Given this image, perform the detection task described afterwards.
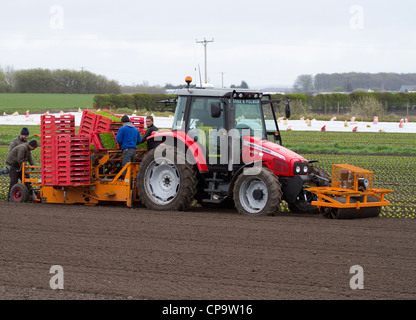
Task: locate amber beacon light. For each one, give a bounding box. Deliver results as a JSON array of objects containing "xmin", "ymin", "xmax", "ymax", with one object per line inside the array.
[{"xmin": 185, "ymin": 76, "xmax": 192, "ymax": 87}]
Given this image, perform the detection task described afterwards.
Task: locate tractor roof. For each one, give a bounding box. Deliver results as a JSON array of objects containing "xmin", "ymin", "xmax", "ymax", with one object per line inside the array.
[{"xmin": 174, "ymin": 87, "xmax": 263, "ymax": 98}]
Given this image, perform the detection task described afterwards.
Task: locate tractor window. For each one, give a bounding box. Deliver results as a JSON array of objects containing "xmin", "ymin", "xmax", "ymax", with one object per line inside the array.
[
  {"xmin": 187, "ymin": 97, "xmax": 224, "ymax": 131},
  {"xmin": 262, "ymin": 103, "xmax": 278, "ymax": 132},
  {"xmin": 187, "ymin": 97, "xmax": 225, "ymax": 160},
  {"xmin": 172, "ymin": 96, "xmax": 187, "ymax": 131},
  {"xmin": 234, "ymin": 99, "xmax": 265, "ymax": 139}
]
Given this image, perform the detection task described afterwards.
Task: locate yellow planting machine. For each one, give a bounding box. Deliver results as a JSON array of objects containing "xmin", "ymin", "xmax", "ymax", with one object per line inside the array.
[{"xmin": 9, "ymin": 111, "xmax": 146, "ymax": 207}]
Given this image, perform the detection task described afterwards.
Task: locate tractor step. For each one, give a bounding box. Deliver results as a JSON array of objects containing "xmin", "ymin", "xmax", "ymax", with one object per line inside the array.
[
  {"xmin": 202, "ymin": 199, "xmax": 222, "ymax": 204},
  {"xmin": 205, "ymin": 177, "xmax": 223, "ymax": 182},
  {"xmin": 203, "ymin": 188, "xmax": 222, "ymax": 193}
]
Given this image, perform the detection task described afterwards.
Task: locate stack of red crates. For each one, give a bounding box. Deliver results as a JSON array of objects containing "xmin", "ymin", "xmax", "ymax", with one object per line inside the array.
[
  {"xmin": 78, "ymin": 110, "xmax": 112, "ymax": 139},
  {"xmin": 41, "ymin": 114, "xmax": 91, "ymax": 186},
  {"xmin": 54, "ymin": 134, "xmax": 90, "ymax": 185}
]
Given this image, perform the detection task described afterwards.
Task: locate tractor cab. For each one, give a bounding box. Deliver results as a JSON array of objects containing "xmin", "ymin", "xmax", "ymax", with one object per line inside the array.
[{"xmin": 170, "ymin": 85, "xmax": 290, "ymax": 171}]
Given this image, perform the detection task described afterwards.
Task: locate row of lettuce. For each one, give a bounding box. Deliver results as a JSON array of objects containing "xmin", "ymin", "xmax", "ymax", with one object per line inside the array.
[{"xmin": 93, "ymin": 91, "xmax": 416, "ymax": 113}]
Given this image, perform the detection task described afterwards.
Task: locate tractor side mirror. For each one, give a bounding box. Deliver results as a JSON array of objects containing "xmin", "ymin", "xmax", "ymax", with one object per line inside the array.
[
  {"xmin": 210, "ymin": 102, "xmax": 222, "ymax": 118},
  {"xmin": 285, "ymin": 101, "xmax": 291, "ymax": 119}
]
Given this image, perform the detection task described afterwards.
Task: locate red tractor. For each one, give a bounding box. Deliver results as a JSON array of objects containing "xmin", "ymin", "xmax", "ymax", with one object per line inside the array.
[{"xmin": 137, "ymin": 77, "xmax": 332, "ymax": 217}]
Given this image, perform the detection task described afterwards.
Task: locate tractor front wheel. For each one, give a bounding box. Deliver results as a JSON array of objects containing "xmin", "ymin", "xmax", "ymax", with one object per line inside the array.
[
  {"xmin": 137, "ymin": 146, "xmax": 197, "ymax": 211},
  {"xmin": 233, "ymin": 167, "xmax": 282, "ymax": 216}
]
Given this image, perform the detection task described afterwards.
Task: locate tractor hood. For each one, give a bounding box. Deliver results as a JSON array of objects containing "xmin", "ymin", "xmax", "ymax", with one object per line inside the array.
[{"xmin": 242, "ymin": 136, "xmax": 309, "ymax": 177}]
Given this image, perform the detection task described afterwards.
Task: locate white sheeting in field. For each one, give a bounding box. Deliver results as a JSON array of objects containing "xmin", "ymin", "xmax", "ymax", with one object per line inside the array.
[{"xmin": 1, "ymin": 112, "xmax": 415, "ymax": 133}]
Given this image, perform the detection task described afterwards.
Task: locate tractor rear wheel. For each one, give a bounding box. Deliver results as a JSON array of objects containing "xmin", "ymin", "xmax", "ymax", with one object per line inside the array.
[
  {"xmin": 138, "ymin": 146, "xmax": 197, "ymax": 211},
  {"xmin": 288, "ymin": 165, "xmax": 331, "ymax": 214},
  {"xmin": 233, "ymin": 167, "xmax": 282, "ymax": 216},
  {"xmin": 10, "ymin": 183, "xmax": 30, "ymax": 203}
]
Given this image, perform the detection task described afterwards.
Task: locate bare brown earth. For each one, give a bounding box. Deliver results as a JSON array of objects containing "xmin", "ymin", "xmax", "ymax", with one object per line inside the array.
[{"xmin": 0, "ymin": 201, "xmax": 415, "ymax": 300}]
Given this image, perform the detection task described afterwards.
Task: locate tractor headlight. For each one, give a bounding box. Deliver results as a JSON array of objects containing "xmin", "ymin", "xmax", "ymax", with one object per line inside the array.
[{"xmin": 293, "ymin": 161, "xmax": 308, "ymax": 175}]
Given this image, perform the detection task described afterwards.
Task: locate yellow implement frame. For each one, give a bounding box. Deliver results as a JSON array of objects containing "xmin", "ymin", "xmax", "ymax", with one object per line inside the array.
[
  {"xmin": 308, "ymin": 164, "xmax": 393, "ymax": 210},
  {"xmin": 20, "ymin": 150, "xmax": 145, "ymax": 208}
]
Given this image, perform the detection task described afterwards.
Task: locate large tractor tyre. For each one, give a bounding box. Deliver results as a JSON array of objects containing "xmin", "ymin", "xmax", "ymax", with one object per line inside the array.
[
  {"xmin": 10, "ymin": 183, "xmax": 30, "ymax": 203},
  {"xmin": 137, "ymin": 146, "xmax": 197, "ymax": 211},
  {"xmin": 233, "ymin": 167, "xmax": 283, "ymax": 216},
  {"xmin": 288, "ymin": 165, "xmax": 331, "ymax": 215}
]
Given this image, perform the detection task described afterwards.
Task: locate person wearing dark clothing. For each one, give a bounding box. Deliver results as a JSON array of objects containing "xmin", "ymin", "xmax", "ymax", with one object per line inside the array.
[
  {"xmin": 6, "ymin": 140, "xmax": 38, "ymax": 201},
  {"xmin": 9, "ymin": 127, "xmax": 30, "ymax": 152},
  {"xmin": 142, "ymin": 116, "xmax": 160, "ymax": 151},
  {"xmin": 1, "ymin": 127, "xmax": 31, "ymax": 176},
  {"xmin": 116, "ymin": 115, "xmax": 142, "ymax": 170}
]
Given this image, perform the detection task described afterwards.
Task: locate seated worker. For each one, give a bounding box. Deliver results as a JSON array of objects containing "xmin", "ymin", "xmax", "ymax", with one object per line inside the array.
[
  {"xmin": 116, "ymin": 115, "xmax": 142, "ymax": 170},
  {"xmin": 142, "ymin": 116, "xmax": 160, "ymax": 151},
  {"xmin": 6, "ymin": 140, "xmax": 38, "ymax": 201}
]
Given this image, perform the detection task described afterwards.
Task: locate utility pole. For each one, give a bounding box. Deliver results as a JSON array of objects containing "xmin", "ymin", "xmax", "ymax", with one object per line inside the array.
[
  {"xmin": 220, "ymin": 72, "xmax": 225, "ymax": 88},
  {"xmin": 196, "ymin": 38, "xmax": 214, "ymax": 84}
]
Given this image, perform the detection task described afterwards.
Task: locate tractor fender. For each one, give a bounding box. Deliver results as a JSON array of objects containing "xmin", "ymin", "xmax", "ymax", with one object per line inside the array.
[{"xmin": 151, "ymin": 131, "xmax": 209, "ymax": 172}]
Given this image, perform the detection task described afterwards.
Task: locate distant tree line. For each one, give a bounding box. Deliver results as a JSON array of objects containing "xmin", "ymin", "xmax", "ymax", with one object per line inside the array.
[
  {"xmin": 94, "ymin": 93, "xmax": 176, "ymax": 111},
  {"xmin": 272, "ymin": 91, "xmax": 416, "ymax": 116},
  {"xmin": 121, "ymin": 81, "xmax": 167, "ymax": 94},
  {"xmin": 0, "ymin": 66, "xmax": 121, "ymax": 94},
  {"xmin": 293, "ymin": 72, "xmax": 416, "ymax": 93}
]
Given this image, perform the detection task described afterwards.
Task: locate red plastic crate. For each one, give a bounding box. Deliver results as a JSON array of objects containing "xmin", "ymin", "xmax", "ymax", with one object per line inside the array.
[
  {"xmin": 78, "ymin": 110, "xmax": 96, "ymax": 136},
  {"xmin": 130, "ymin": 116, "xmax": 145, "ymax": 128},
  {"xmin": 91, "ymin": 131, "xmax": 119, "ymax": 151},
  {"xmin": 41, "ymin": 115, "xmax": 75, "ymax": 135},
  {"xmin": 94, "ymin": 117, "xmax": 112, "ymax": 133}
]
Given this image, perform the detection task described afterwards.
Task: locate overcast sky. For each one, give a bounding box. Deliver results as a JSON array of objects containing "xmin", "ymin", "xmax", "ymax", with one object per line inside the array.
[{"xmin": 1, "ymin": 0, "xmax": 415, "ymax": 89}]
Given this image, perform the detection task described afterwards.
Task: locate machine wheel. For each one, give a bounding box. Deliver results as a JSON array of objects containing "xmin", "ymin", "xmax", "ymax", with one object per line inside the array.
[
  {"xmin": 138, "ymin": 146, "xmax": 197, "ymax": 211},
  {"xmin": 233, "ymin": 167, "xmax": 282, "ymax": 216},
  {"xmin": 289, "ymin": 165, "xmax": 331, "ymax": 214},
  {"xmin": 10, "ymin": 183, "xmax": 30, "ymax": 203}
]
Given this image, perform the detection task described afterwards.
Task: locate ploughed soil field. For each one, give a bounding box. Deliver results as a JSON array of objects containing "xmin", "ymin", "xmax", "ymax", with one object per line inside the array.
[{"xmin": 0, "ymin": 201, "xmax": 415, "ymax": 300}]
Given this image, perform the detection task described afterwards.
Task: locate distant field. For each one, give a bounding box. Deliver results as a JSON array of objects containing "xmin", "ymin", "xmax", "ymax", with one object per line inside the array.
[{"xmin": 0, "ymin": 93, "xmax": 95, "ymax": 114}]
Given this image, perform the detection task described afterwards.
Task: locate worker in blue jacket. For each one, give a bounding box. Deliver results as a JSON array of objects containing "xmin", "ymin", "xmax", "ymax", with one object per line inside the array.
[{"xmin": 116, "ymin": 115, "xmax": 142, "ymax": 171}]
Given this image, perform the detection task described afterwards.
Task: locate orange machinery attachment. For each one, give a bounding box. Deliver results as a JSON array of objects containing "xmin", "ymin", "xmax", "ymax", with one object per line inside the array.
[
  {"xmin": 8, "ymin": 113, "xmax": 146, "ymax": 208},
  {"xmin": 308, "ymin": 164, "xmax": 394, "ymax": 219}
]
